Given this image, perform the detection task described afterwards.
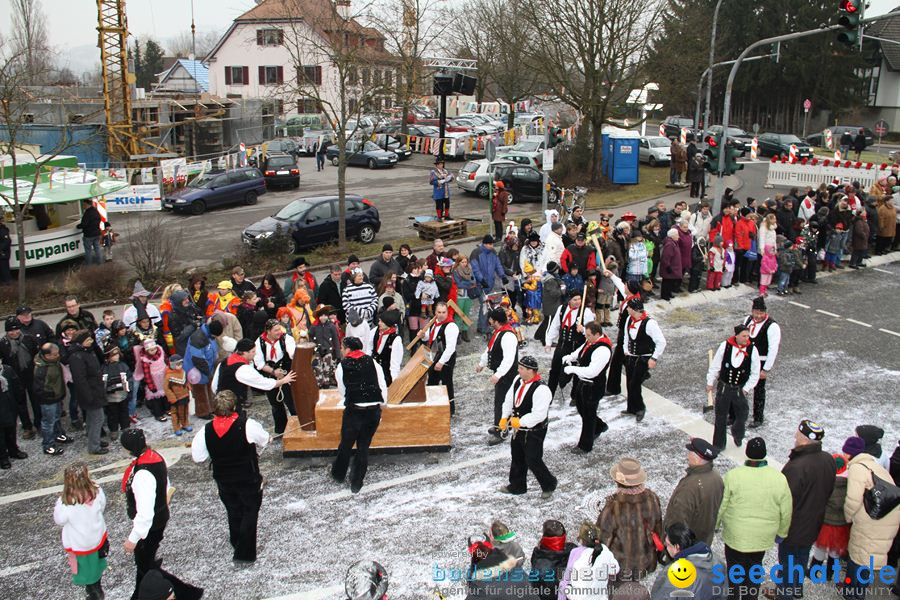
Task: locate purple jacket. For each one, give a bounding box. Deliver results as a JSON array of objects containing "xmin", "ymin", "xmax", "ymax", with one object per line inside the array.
[
  {"xmin": 661, "ymin": 237, "xmax": 683, "ymax": 280},
  {"xmin": 678, "ymin": 228, "xmax": 693, "ymax": 274}
]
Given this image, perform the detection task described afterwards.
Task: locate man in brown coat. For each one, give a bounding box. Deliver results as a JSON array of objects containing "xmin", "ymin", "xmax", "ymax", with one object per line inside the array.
[
  {"xmin": 664, "ymin": 438, "xmax": 724, "ymax": 545},
  {"xmin": 491, "ymin": 181, "xmax": 510, "ymax": 241}
]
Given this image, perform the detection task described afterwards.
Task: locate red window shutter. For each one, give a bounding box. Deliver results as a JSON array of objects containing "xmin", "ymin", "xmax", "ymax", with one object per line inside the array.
[
  {"xmin": 258, "ymin": 66, "xmax": 265, "ymax": 84},
  {"xmin": 315, "ymin": 66, "xmax": 322, "ymax": 85},
  {"xmin": 277, "ymin": 66, "xmax": 284, "ymax": 84},
  {"xmin": 256, "ymin": 30, "xmax": 264, "ymax": 45},
  {"xmin": 225, "ymin": 67, "xmax": 232, "ymax": 85},
  {"xmin": 242, "ymin": 66, "xmax": 249, "ymax": 85}
]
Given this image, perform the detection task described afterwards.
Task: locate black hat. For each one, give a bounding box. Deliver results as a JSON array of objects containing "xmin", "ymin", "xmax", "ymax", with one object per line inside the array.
[
  {"xmin": 4, "ymin": 317, "xmax": 21, "ymax": 332},
  {"xmin": 752, "ymin": 296, "xmax": 767, "ymax": 311},
  {"xmin": 627, "ymin": 297, "xmax": 644, "ymax": 312},
  {"xmin": 169, "ymin": 353, "xmax": 182, "ymax": 363},
  {"xmin": 482, "ymin": 234, "xmax": 495, "ymax": 245},
  {"xmin": 746, "ymin": 437, "xmax": 767, "ymax": 460},
  {"xmin": 382, "ymin": 243, "xmax": 393, "ymax": 252},
  {"xmin": 647, "ymin": 206, "xmax": 659, "ymax": 215},
  {"xmin": 236, "ymin": 338, "xmax": 255, "ymax": 352},
  {"xmin": 15, "ymin": 305, "xmax": 31, "ymax": 316},
  {"xmin": 527, "ymin": 231, "xmax": 540, "ymax": 243},
  {"xmin": 518, "ymin": 355, "xmax": 539, "ymax": 371},
  {"xmin": 740, "ymin": 207, "xmax": 752, "ymax": 217},
  {"xmin": 207, "ymin": 320, "xmax": 224, "ymax": 337},
  {"xmin": 120, "ymin": 429, "xmax": 147, "ymax": 457},
  {"xmin": 292, "ymin": 256, "xmax": 308, "ymax": 268},
  {"xmin": 347, "ymin": 307, "xmax": 362, "ymax": 327},
  {"xmin": 138, "ymin": 569, "xmax": 173, "ymax": 600},
  {"xmin": 380, "ymin": 311, "xmax": 400, "ymax": 328},
  {"xmin": 434, "ymin": 157, "xmax": 444, "ymax": 164},
  {"xmin": 630, "ymin": 230, "xmax": 643, "ymax": 239},
  {"xmin": 545, "ymin": 261, "xmax": 559, "ymax": 273},
  {"xmin": 487, "ymin": 307, "xmax": 507, "ymax": 324},
  {"xmin": 347, "ymin": 254, "xmax": 360, "ymax": 265},
  {"xmin": 72, "ymin": 330, "xmax": 92, "ymax": 345},
  {"xmin": 381, "ymin": 296, "xmax": 396, "ymax": 310},
  {"xmin": 576, "ymin": 232, "xmax": 586, "ymax": 241},
  {"xmin": 734, "ymin": 324, "xmax": 749, "ymax": 336},
  {"xmin": 798, "ymin": 419, "xmax": 825, "ymax": 441},
  {"xmin": 685, "ymin": 437, "xmax": 718, "ymax": 460}
]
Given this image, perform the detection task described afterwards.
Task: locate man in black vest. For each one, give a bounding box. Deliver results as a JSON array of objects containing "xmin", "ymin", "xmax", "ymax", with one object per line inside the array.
[
  {"xmin": 331, "ymin": 336, "xmax": 388, "ymax": 493},
  {"xmin": 743, "ymin": 296, "xmax": 781, "ymax": 428},
  {"xmin": 212, "ymin": 338, "xmax": 295, "ymax": 427},
  {"xmin": 706, "ymin": 324, "xmax": 760, "ymax": 451},
  {"xmin": 252, "ymin": 320, "xmax": 298, "ymax": 433},
  {"xmin": 563, "ymin": 321, "xmax": 613, "ymax": 453},
  {"xmin": 374, "ymin": 311, "xmax": 403, "ymax": 387},
  {"xmin": 621, "ymin": 297, "xmax": 666, "ymax": 422},
  {"xmin": 120, "ymin": 429, "xmax": 202, "ymax": 600},
  {"xmin": 476, "ymin": 308, "xmax": 518, "ymax": 445},
  {"xmin": 498, "ymin": 355, "xmax": 556, "ymax": 499},
  {"xmin": 545, "ymin": 293, "xmax": 594, "ymax": 399},
  {"xmin": 416, "ymin": 301, "xmax": 459, "ymax": 413},
  {"xmin": 191, "ymin": 389, "xmax": 269, "ymax": 564},
  {"xmin": 604, "ymin": 272, "xmax": 639, "ymax": 397}
]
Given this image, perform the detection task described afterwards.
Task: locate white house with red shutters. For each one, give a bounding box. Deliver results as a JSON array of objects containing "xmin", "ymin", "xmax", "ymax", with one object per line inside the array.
[{"xmin": 206, "ymin": 0, "xmax": 396, "ymax": 119}]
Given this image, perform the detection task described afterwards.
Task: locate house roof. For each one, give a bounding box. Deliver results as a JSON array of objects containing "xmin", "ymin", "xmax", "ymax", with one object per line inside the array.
[
  {"xmin": 867, "ymin": 7, "xmax": 900, "ymax": 70},
  {"xmin": 156, "ymin": 59, "xmax": 210, "ymax": 92}
]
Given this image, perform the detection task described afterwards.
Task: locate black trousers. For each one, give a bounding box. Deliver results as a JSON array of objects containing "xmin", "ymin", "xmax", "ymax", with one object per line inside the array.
[
  {"xmin": 17, "ymin": 370, "xmax": 38, "ymax": 430},
  {"xmin": 752, "ymin": 376, "xmax": 766, "ymax": 423},
  {"xmin": 688, "ymin": 267, "xmax": 704, "ymax": 292},
  {"xmin": 661, "ymin": 278, "xmax": 679, "ymax": 300},
  {"xmin": 508, "ymin": 426, "xmax": 556, "ymax": 493},
  {"xmin": 493, "ymin": 372, "xmax": 516, "ymax": 427},
  {"xmin": 575, "ymin": 379, "xmax": 607, "ymax": 452},
  {"xmin": 724, "ymin": 545, "xmax": 765, "ymax": 600},
  {"xmin": 493, "ymin": 220, "xmax": 503, "ymax": 240},
  {"xmin": 104, "ymin": 402, "xmax": 130, "ymax": 433},
  {"xmin": 547, "ymin": 346, "xmax": 573, "ymax": 394},
  {"xmin": 266, "ymin": 386, "xmax": 296, "ymax": 435},
  {"xmin": 427, "ymin": 363, "xmax": 455, "ymax": 413},
  {"xmin": 0, "ymin": 425, "xmax": 19, "ymax": 459},
  {"xmin": 713, "ymin": 383, "xmax": 748, "ymax": 450},
  {"xmin": 217, "ymin": 482, "xmax": 263, "ymax": 562},
  {"xmin": 606, "ymin": 342, "xmax": 625, "ymax": 395},
  {"xmin": 332, "ymin": 406, "xmax": 381, "ymax": 490},
  {"xmin": 624, "ymin": 355, "xmax": 650, "ymax": 414},
  {"xmin": 435, "ymin": 197, "xmax": 450, "ymax": 216}
]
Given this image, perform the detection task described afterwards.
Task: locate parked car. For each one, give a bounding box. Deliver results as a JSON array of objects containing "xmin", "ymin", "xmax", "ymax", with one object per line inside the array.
[
  {"xmin": 415, "ymin": 119, "xmax": 471, "ymax": 133},
  {"xmin": 264, "ymin": 138, "xmax": 301, "ymax": 157},
  {"xmin": 242, "ymin": 195, "xmax": 380, "ymax": 252},
  {"xmin": 371, "ymin": 133, "xmax": 412, "ymax": 160},
  {"xmin": 493, "ymin": 164, "xmax": 559, "ymax": 204},
  {"xmin": 261, "ymin": 154, "xmax": 300, "ymax": 189},
  {"xmin": 806, "ymin": 126, "xmax": 874, "ymax": 149},
  {"xmin": 163, "ymin": 167, "xmax": 266, "ymax": 215},
  {"xmin": 756, "ymin": 133, "xmax": 814, "ymax": 159},
  {"xmin": 325, "ymin": 140, "xmax": 398, "ymax": 169},
  {"xmin": 705, "ymin": 125, "xmax": 754, "ymax": 152},
  {"xmin": 499, "ymin": 135, "xmax": 548, "ymax": 166},
  {"xmin": 381, "ymin": 124, "xmax": 439, "ymax": 137},
  {"xmin": 662, "ymin": 115, "xmax": 697, "ymax": 140},
  {"xmin": 451, "ymin": 116, "xmax": 499, "ymax": 135},
  {"xmin": 456, "ymin": 158, "xmax": 518, "ymax": 197},
  {"xmin": 638, "ymin": 136, "xmax": 672, "ymax": 166}
]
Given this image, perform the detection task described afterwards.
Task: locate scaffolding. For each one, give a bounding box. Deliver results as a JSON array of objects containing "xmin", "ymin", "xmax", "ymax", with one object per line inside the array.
[{"xmin": 96, "ymin": 0, "xmax": 137, "ymax": 162}]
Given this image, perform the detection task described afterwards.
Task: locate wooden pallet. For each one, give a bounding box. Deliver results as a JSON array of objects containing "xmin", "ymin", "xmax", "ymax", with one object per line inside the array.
[{"xmin": 413, "ymin": 219, "xmax": 467, "ymax": 241}]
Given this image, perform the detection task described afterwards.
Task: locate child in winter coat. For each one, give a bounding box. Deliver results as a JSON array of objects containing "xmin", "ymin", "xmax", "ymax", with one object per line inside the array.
[
  {"xmin": 688, "ymin": 237, "xmax": 709, "ymax": 293},
  {"xmin": 824, "ymin": 223, "xmax": 845, "ymax": 271},
  {"xmin": 776, "ymin": 239, "xmax": 799, "ymax": 296},
  {"xmin": 133, "ymin": 339, "xmax": 168, "ymax": 421},
  {"xmin": 626, "ymin": 231, "xmax": 649, "ymax": 284},
  {"xmin": 415, "ymin": 269, "xmax": 439, "ymax": 318},
  {"xmin": 559, "ymin": 521, "xmax": 620, "ymax": 600},
  {"xmin": 707, "ymin": 236, "xmax": 725, "ymax": 291},
  {"xmin": 721, "ymin": 241, "xmax": 736, "ymax": 287},
  {"xmin": 163, "ymin": 354, "xmax": 192, "ymax": 435},
  {"xmin": 100, "ymin": 346, "xmax": 131, "ymax": 435},
  {"xmin": 531, "ymin": 519, "xmax": 576, "ymax": 600},
  {"xmin": 596, "ymin": 258, "xmax": 619, "ymax": 326},
  {"xmin": 810, "ymin": 453, "xmax": 850, "ymax": 569},
  {"xmin": 489, "ymin": 520, "xmax": 526, "ymax": 568},
  {"xmin": 759, "ymin": 244, "xmax": 777, "ymax": 297},
  {"xmin": 522, "ymin": 262, "xmax": 543, "ymax": 324},
  {"xmin": 53, "ymin": 463, "xmax": 108, "ymax": 600},
  {"xmin": 561, "ymin": 265, "xmax": 585, "ymax": 301}
]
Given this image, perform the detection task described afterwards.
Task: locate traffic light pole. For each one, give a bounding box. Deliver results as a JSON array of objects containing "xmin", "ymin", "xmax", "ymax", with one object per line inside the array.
[
  {"xmin": 703, "ymin": 0, "xmax": 726, "ymax": 132},
  {"xmin": 693, "ymin": 54, "xmax": 779, "ymax": 138}
]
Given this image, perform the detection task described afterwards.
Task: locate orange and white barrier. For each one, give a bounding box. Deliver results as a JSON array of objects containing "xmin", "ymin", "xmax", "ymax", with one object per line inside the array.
[
  {"xmin": 680, "ymin": 127, "xmax": 687, "ymax": 145},
  {"xmin": 789, "ymin": 144, "xmax": 798, "ymax": 162},
  {"xmin": 658, "ymin": 123, "xmax": 665, "ymax": 137},
  {"xmin": 834, "ymin": 150, "xmax": 842, "ymax": 161},
  {"xmin": 824, "ymin": 129, "xmax": 833, "ymax": 150},
  {"xmin": 750, "ymin": 138, "xmax": 758, "ymax": 160},
  {"xmin": 93, "ymin": 198, "xmax": 108, "ymax": 232}
]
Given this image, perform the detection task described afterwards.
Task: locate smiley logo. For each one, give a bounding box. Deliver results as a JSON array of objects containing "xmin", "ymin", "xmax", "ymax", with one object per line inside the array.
[{"xmin": 667, "ymin": 558, "xmax": 697, "ymax": 588}]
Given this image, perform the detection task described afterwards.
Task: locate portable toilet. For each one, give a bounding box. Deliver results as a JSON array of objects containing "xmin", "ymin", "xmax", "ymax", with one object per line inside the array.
[{"xmin": 607, "ymin": 129, "xmax": 640, "ymax": 185}]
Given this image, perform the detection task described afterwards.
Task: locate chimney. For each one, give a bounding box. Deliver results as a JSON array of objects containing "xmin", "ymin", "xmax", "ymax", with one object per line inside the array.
[{"xmin": 335, "ymin": 0, "xmax": 351, "ymax": 20}]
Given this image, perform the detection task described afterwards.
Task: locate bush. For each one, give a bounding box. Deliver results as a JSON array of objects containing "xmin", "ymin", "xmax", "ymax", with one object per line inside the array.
[
  {"xmin": 62, "ymin": 262, "xmax": 129, "ymax": 298},
  {"xmin": 124, "ymin": 214, "xmax": 184, "ymax": 284}
]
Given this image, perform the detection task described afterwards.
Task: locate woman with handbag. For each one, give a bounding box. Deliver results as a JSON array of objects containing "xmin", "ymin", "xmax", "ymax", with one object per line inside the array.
[{"xmin": 53, "ymin": 463, "xmax": 108, "ymax": 600}]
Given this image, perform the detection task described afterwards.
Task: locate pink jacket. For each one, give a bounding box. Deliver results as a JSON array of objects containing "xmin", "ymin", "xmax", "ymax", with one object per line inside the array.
[{"xmin": 133, "ymin": 347, "xmax": 167, "ymax": 399}]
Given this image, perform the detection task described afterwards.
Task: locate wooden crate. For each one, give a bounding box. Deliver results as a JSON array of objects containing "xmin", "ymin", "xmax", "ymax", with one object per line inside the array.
[{"xmin": 413, "ymin": 219, "xmax": 467, "ymax": 241}]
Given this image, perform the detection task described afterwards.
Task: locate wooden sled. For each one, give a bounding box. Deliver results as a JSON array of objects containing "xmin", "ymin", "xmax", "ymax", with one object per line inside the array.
[{"xmin": 282, "ymin": 345, "xmax": 452, "ymax": 457}]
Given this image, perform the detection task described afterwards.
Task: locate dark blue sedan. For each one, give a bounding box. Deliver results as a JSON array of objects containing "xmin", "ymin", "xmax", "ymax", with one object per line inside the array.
[
  {"xmin": 163, "ymin": 167, "xmax": 266, "ymax": 215},
  {"xmin": 325, "ymin": 140, "xmax": 398, "ymax": 169}
]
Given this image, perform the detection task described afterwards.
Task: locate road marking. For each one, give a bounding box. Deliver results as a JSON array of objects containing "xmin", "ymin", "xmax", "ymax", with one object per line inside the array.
[
  {"xmin": 846, "ymin": 319, "xmax": 872, "ymax": 328},
  {"xmin": 872, "ymin": 268, "xmax": 893, "ymax": 274},
  {"xmin": 879, "ymin": 328, "xmax": 900, "ymax": 338},
  {"xmin": 0, "ymin": 561, "xmax": 41, "ymax": 578},
  {"xmin": 816, "ymin": 309, "xmax": 841, "ymax": 318},
  {"xmin": 788, "ymin": 301, "xmax": 810, "ymax": 309}
]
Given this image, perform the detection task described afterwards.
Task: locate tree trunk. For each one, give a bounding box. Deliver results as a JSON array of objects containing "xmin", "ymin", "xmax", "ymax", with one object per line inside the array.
[
  {"xmin": 15, "ymin": 210, "xmax": 27, "ymax": 303},
  {"xmin": 590, "ymin": 117, "xmax": 603, "ymax": 184},
  {"xmin": 337, "ymin": 142, "xmax": 347, "ymax": 251}
]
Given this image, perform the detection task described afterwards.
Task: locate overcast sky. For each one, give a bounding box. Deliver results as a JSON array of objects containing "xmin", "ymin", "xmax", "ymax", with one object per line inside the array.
[{"xmin": 0, "ymin": 0, "xmax": 897, "ymax": 74}]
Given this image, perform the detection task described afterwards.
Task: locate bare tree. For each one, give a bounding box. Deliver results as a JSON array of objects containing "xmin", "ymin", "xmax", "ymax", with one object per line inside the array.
[
  {"xmin": 522, "ymin": 0, "xmax": 665, "ymax": 183},
  {"xmin": 10, "ymin": 0, "xmax": 53, "ymax": 84},
  {"xmin": 277, "ymin": 0, "xmax": 395, "ymax": 249},
  {"xmin": 166, "ymin": 30, "xmax": 223, "ymax": 60}
]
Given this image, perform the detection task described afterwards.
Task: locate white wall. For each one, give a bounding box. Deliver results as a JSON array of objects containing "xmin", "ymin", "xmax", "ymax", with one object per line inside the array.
[{"xmin": 875, "ymin": 61, "xmax": 900, "ymax": 111}]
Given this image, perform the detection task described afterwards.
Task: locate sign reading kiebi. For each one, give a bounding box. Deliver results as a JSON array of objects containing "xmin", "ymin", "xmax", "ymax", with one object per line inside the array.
[{"xmin": 105, "ymin": 184, "xmax": 163, "ymax": 213}]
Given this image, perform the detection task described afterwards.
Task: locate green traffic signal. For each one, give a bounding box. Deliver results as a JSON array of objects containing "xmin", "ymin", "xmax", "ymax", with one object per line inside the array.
[{"xmin": 725, "ymin": 145, "xmax": 744, "ymax": 176}]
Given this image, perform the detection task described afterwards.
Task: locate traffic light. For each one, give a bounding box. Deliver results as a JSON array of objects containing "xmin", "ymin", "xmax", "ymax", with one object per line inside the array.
[
  {"xmin": 704, "ymin": 134, "xmax": 721, "ymax": 175},
  {"xmin": 724, "ymin": 141, "xmax": 744, "ymax": 176},
  {"xmin": 837, "ymin": 0, "xmax": 863, "ymax": 47},
  {"xmin": 548, "ymin": 127, "xmax": 564, "ymax": 148}
]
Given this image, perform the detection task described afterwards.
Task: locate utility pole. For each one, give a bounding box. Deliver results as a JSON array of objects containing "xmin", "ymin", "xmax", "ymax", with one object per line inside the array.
[{"xmin": 703, "ymin": 0, "xmax": 726, "ymax": 132}]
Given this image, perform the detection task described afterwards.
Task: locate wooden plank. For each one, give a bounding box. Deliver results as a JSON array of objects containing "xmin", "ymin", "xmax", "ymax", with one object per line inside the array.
[
  {"xmin": 446, "ymin": 299, "xmax": 473, "ymax": 326},
  {"xmin": 291, "ymin": 342, "xmax": 318, "ymax": 431},
  {"xmin": 387, "ymin": 345, "xmax": 431, "ymax": 405}
]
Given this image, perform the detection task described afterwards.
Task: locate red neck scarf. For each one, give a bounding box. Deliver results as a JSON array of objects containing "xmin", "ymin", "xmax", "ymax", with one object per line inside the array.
[
  {"xmin": 488, "ymin": 324, "xmax": 514, "ymax": 350},
  {"xmin": 226, "ymin": 353, "xmax": 249, "ymax": 367},
  {"xmin": 540, "ymin": 535, "xmax": 566, "ymax": 552},
  {"xmin": 748, "ymin": 315, "xmax": 767, "ymax": 336},
  {"xmin": 562, "ymin": 306, "xmax": 577, "ymax": 328},
  {"xmin": 261, "ymin": 332, "xmax": 280, "ymax": 360},
  {"xmin": 620, "ymin": 293, "xmax": 639, "ymax": 310},
  {"xmin": 515, "ymin": 374, "xmax": 541, "ymax": 407},
  {"xmin": 376, "ymin": 327, "xmax": 397, "ymax": 352},
  {"xmin": 580, "ymin": 335, "xmax": 610, "ymax": 357},
  {"xmin": 212, "ymin": 413, "xmax": 239, "ymax": 437},
  {"xmin": 121, "ymin": 449, "xmax": 163, "ymax": 492},
  {"xmin": 346, "ymin": 350, "xmax": 365, "ymax": 359},
  {"xmin": 628, "ymin": 311, "xmax": 648, "ymax": 330},
  {"xmin": 428, "ymin": 318, "xmax": 453, "ymax": 346},
  {"xmin": 727, "ymin": 336, "xmax": 750, "ymax": 358}
]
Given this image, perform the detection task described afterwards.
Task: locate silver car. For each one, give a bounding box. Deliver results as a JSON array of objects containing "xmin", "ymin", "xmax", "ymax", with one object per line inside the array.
[
  {"xmin": 638, "ymin": 136, "xmax": 672, "ymax": 166},
  {"xmin": 456, "ymin": 159, "xmax": 517, "ymax": 198}
]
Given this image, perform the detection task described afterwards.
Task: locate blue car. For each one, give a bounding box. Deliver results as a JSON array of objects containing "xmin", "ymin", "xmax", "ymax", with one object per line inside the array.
[{"xmin": 163, "ymin": 167, "xmax": 267, "ymax": 215}]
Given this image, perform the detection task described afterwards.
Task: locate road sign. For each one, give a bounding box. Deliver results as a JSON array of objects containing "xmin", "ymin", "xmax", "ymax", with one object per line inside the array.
[
  {"xmin": 803, "ymin": 98, "xmax": 812, "ymax": 113},
  {"xmin": 542, "ymin": 149, "xmax": 554, "ymax": 171},
  {"xmin": 485, "ymin": 139, "xmax": 497, "ymax": 162},
  {"xmin": 874, "ymin": 120, "xmax": 889, "ymax": 137},
  {"xmin": 752, "ymin": 123, "xmax": 760, "ymax": 134}
]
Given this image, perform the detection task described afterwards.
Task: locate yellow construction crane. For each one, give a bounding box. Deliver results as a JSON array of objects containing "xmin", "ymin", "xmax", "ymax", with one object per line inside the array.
[{"xmin": 96, "ymin": 0, "xmax": 138, "ymax": 164}]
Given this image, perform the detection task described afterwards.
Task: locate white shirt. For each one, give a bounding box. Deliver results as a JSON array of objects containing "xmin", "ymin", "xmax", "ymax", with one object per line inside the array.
[
  {"xmin": 375, "ymin": 332, "xmax": 404, "ymax": 381},
  {"xmin": 542, "ymin": 232, "xmax": 565, "ymax": 270},
  {"xmin": 122, "ymin": 302, "xmax": 162, "ymax": 328},
  {"xmin": 191, "ymin": 417, "xmax": 270, "ymax": 462},
  {"xmin": 346, "ymin": 321, "xmax": 374, "ymax": 355},
  {"xmin": 501, "ymin": 376, "xmax": 552, "ymax": 428},
  {"xmin": 252, "ymin": 334, "xmax": 296, "ymax": 371},
  {"xmin": 546, "ymin": 304, "xmax": 595, "ymax": 346},
  {"xmin": 335, "ymin": 359, "xmax": 388, "ymax": 407},
  {"xmin": 706, "ymin": 340, "xmax": 761, "ymax": 393},
  {"xmin": 606, "ymin": 272, "xmax": 627, "ymax": 303},
  {"xmin": 623, "ymin": 315, "xmax": 667, "ymax": 360},
  {"xmin": 421, "ymin": 321, "xmax": 459, "ymax": 366},
  {"xmin": 478, "ymin": 328, "xmax": 518, "ymax": 378},
  {"xmin": 53, "ymin": 488, "xmax": 107, "ymax": 553},
  {"xmin": 746, "ymin": 316, "xmax": 781, "ymax": 371},
  {"xmin": 690, "ymin": 212, "xmax": 713, "ymax": 240},
  {"xmin": 127, "ymin": 467, "xmax": 172, "ymax": 544},
  {"xmin": 212, "ymin": 360, "xmax": 280, "ymax": 394},
  {"xmin": 563, "ymin": 341, "xmax": 612, "ymax": 381},
  {"xmin": 567, "ymin": 544, "xmax": 620, "ymax": 598}
]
